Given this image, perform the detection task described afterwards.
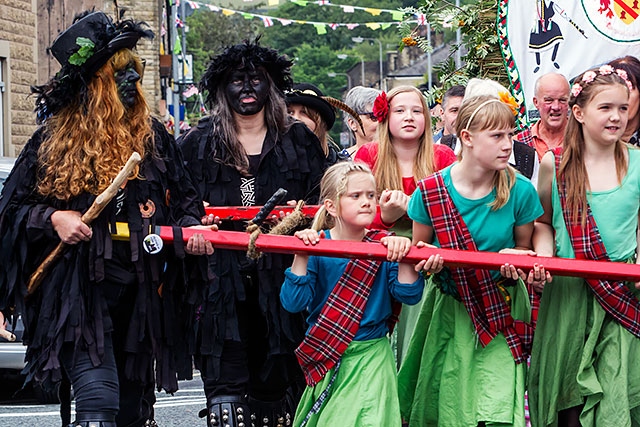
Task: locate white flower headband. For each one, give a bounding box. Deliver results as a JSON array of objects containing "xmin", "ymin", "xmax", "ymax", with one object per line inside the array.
[{"xmin": 571, "ymin": 65, "xmax": 634, "ymax": 98}]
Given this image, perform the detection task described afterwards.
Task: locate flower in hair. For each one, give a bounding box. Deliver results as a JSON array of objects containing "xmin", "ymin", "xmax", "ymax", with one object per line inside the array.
[
  {"xmin": 372, "ymin": 92, "xmax": 389, "ymax": 122},
  {"xmin": 615, "ymin": 69, "xmax": 634, "ymax": 91},
  {"xmin": 571, "ymin": 83, "xmax": 583, "ymax": 97},
  {"xmin": 498, "ymin": 91, "xmax": 519, "ymax": 115},
  {"xmin": 581, "ymin": 71, "xmax": 597, "ymax": 84},
  {"xmin": 571, "ymin": 66, "xmax": 635, "ymax": 99},
  {"xmin": 598, "ymin": 64, "xmax": 615, "ymax": 75}
]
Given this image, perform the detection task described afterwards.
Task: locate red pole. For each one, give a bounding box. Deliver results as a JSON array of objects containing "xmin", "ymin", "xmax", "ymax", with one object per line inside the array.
[{"xmin": 157, "ymin": 227, "xmax": 640, "ymax": 282}]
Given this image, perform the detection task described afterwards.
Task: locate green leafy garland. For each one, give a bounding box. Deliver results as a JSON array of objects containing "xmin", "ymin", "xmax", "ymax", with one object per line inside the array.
[{"xmin": 398, "ymin": 0, "xmax": 507, "ymax": 106}]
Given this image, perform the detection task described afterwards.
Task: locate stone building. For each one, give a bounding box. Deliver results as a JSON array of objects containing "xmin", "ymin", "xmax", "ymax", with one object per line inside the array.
[{"xmin": 0, "ymin": 0, "xmax": 163, "ymax": 157}]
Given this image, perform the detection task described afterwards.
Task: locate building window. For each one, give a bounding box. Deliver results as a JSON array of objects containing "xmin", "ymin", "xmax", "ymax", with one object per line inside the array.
[
  {"xmin": 0, "ymin": 58, "xmax": 5, "ymax": 155},
  {"xmin": 0, "ymin": 40, "xmax": 9, "ymax": 157}
]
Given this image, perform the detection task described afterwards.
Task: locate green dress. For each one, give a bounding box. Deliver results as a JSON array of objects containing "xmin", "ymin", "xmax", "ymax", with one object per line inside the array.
[
  {"xmin": 293, "ymin": 338, "xmax": 402, "ymax": 427},
  {"xmin": 398, "ymin": 168, "xmax": 543, "ymax": 427},
  {"xmin": 528, "ymin": 147, "xmax": 640, "ymax": 427}
]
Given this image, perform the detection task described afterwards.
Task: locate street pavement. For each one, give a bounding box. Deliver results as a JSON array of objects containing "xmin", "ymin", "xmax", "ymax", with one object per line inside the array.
[{"xmin": 0, "ymin": 375, "xmax": 207, "ymax": 427}]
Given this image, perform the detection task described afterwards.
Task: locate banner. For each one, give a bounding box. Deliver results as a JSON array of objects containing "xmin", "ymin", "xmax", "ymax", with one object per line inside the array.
[{"xmin": 503, "ymin": 0, "xmax": 640, "ymax": 123}]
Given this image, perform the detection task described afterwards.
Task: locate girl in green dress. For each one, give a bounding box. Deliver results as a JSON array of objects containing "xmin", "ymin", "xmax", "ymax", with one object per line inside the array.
[
  {"xmin": 281, "ymin": 162, "xmax": 443, "ymax": 427},
  {"xmin": 530, "ymin": 65, "xmax": 640, "ymax": 426},
  {"xmin": 398, "ymin": 90, "xmax": 545, "ymax": 427}
]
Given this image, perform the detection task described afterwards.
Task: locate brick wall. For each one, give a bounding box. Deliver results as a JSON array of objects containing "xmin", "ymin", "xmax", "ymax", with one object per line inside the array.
[{"xmin": 0, "ymin": 0, "xmax": 37, "ymax": 156}]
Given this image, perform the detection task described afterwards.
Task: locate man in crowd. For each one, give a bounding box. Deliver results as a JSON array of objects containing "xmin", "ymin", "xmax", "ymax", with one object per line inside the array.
[
  {"xmin": 433, "ymin": 85, "xmax": 465, "ymax": 151},
  {"xmin": 516, "ymin": 72, "xmax": 570, "ymax": 159}
]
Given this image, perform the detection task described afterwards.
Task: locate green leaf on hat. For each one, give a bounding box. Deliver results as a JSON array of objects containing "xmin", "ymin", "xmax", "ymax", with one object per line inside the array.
[{"xmin": 68, "ymin": 37, "xmax": 96, "ymax": 66}]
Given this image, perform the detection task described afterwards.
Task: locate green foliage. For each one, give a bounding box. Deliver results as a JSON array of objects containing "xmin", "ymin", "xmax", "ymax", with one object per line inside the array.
[
  {"xmin": 290, "ymin": 43, "xmax": 360, "ymax": 144},
  {"xmin": 260, "ymin": 0, "xmax": 410, "ymax": 57},
  {"xmin": 398, "ymin": 0, "xmax": 506, "ymax": 104},
  {"xmin": 182, "ymin": 0, "xmax": 419, "ymax": 126}
]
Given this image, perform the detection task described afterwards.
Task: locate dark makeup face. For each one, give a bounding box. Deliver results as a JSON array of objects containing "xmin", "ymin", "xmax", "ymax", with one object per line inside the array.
[
  {"xmin": 224, "ymin": 66, "xmax": 269, "ymax": 116},
  {"xmin": 114, "ymin": 63, "xmax": 141, "ymax": 109}
]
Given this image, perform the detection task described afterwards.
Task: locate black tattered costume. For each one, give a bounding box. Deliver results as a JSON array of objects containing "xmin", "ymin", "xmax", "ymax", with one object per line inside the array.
[
  {"xmin": 177, "ymin": 39, "xmax": 331, "ymax": 427},
  {"xmin": 0, "ymin": 121, "xmax": 204, "ymax": 425},
  {"xmin": 0, "ymin": 10, "xmax": 206, "ymax": 427},
  {"xmin": 179, "ymin": 116, "xmax": 328, "ymax": 425}
]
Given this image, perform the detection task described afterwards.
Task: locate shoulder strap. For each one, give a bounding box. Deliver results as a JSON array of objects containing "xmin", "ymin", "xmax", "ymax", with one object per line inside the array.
[
  {"xmin": 553, "ymin": 148, "xmax": 640, "ymax": 338},
  {"xmin": 294, "ymin": 229, "xmax": 387, "ymax": 386},
  {"xmin": 418, "ymin": 172, "xmax": 534, "ymax": 363}
]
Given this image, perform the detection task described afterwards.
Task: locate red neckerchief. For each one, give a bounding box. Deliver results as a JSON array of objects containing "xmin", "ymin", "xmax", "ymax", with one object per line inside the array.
[
  {"xmin": 418, "ymin": 173, "xmax": 535, "ymax": 363},
  {"xmin": 553, "ymin": 147, "xmax": 640, "ymax": 338},
  {"xmin": 294, "ymin": 229, "xmax": 391, "ymax": 386}
]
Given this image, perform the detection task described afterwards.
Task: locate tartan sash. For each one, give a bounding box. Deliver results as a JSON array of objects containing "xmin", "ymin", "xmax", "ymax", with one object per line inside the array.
[
  {"xmin": 419, "ymin": 173, "xmax": 535, "ymax": 363},
  {"xmin": 552, "ymin": 148, "xmax": 640, "ymax": 338},
  {"xmin": 295, "ymin": 229, "xmax": 391, "ymax": 386}
]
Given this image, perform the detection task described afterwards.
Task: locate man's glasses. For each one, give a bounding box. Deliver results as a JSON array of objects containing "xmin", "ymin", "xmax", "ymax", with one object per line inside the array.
[{"xmin": 360, "ymin": 111, "xmax": 376, "ymax": 121}]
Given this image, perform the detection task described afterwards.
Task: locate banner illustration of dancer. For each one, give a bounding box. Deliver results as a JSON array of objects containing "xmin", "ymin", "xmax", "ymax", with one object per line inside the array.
[{"xmin": 529, "ymin": 1, "xmax": 587, "ymax": 73}]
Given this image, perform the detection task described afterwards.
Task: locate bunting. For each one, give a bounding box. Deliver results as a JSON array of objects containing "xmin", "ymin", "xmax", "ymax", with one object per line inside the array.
[
  {"xmin": 183, "ymin": 0, "xmax": 419, "ymax": 30},
  {"xmin": 263, "ymin": 0, "xmax": 410, "ymax": 19},
  {"xmin": 182, "ymin": 84, "xmax": 199, "ymax": 98}
]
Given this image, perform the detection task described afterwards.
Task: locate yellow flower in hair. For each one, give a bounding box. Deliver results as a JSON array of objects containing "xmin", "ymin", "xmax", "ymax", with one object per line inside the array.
[{"xmin": 498, "ymin": 91, "xmax": 519, "ymax": 116}]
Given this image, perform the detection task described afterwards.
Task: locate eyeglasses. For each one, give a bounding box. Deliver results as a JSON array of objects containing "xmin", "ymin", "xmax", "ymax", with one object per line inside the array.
[{"xmin": 360, "ymin": 111, "xmax": 376, "ymax": 121}]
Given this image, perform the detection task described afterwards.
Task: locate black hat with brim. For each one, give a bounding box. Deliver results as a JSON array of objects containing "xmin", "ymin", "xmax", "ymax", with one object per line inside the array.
[
  {"xmin": 286, "ymin": 83, "xmax": 336, "ymax": 130},
  {"xmin": 32, "ymin": 10, "xmax": 153, "ymax": 121}
]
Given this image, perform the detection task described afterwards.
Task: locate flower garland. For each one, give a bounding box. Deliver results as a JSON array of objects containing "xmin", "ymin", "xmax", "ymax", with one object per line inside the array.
[{"xmin": 571, "ymin": 65, "xmax": 633, "ymax": 98}]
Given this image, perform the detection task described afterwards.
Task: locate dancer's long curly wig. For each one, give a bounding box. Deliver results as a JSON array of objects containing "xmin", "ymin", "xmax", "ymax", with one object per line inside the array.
[{"xmin": 37, "ymin": 48, "xmax": 151, "ymax": 200}]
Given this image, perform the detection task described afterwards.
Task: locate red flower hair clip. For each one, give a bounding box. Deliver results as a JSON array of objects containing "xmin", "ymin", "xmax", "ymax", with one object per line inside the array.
[{"xmin": 372, "ymin": 92, "xmax": 389, "ymax": 122}]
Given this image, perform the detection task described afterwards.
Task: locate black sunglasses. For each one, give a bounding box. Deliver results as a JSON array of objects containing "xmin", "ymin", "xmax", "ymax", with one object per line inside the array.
[{"xmin": 360, "ymin": 111, "xmax": 376, "ymax": 121}]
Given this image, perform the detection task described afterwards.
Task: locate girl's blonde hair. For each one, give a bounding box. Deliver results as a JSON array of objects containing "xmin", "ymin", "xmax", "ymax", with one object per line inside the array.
[
  {"xmin": 311, "ymin": 161, "xmax": 375, "ymax": 231},
  {"xmin": 455, "ymin": 94, "xmax": 517, "ymax": 210},
  {"xmin": 375, "ymin": 85, "xmax": 434, "ymax": 192},
  {"xmin": 37, "ymin": 48, "xmax": 151, "ymax": 200},
  {"xmin": 560, "ymin": 67, "xmax": 629, "ymax": 224}
]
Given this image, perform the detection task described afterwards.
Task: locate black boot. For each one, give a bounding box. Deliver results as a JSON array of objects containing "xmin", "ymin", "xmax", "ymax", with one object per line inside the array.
[
  {"xmin": 199, "ymin": 395, "xmax": 251, "ymax": 427},
  {"xmin": 248, "ymin": 393, "xmax": 294, "ymax": 427}
]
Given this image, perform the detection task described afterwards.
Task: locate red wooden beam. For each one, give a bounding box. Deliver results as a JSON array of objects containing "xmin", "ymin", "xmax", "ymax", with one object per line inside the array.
[
  {"xmin": 156, "ymin": 227, "xmax": 640, "ymax": 282},
  {"xmin": 204, "ymin": 205, "xmax": 319, "ymax": 221}
]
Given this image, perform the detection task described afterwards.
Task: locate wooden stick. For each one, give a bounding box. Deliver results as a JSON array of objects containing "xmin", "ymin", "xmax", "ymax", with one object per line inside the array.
[
  {"xmin": 156, "ymin": 227, "xmax": 640, "ymax": 282},
  {"xmin": 27, "ymin": 152, "xmax": 142, "ymax": 296}
]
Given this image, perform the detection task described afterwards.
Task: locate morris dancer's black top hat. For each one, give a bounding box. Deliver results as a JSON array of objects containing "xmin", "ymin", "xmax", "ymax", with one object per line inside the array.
[{"xmin": 32, "ymin": 9, "xmax": 153, "ymax": 121}]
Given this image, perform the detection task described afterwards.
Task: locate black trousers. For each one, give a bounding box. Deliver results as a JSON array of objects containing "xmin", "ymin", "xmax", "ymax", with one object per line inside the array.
[
  {"xmin": 201, "ymin": 277, "xmax": 299, "ymax": 402},
  {"xmin": 60, "ymin": 278, "xmax": 153, "ymax": 427}
]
